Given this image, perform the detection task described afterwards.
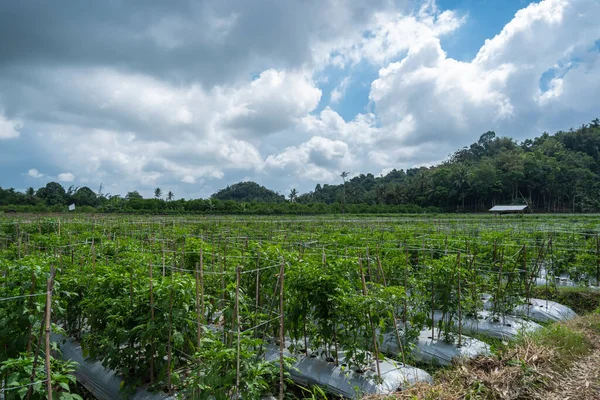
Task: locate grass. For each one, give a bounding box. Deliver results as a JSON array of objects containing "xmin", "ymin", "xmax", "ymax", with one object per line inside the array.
[
  {"xmin": 363, "ymin": 312, "xmax": 600, "ymax": 400},
  {"xmin": 532, "ymin": 286, "xmax": 600, "ymax": 314}
]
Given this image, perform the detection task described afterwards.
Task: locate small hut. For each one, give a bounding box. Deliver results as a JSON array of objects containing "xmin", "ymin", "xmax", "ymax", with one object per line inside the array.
[{"xmin": 489, "ymin": 205, "xmax": 528, "ymax": 216}]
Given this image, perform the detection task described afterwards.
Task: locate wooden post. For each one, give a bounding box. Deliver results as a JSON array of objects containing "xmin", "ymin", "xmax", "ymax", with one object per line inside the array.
[
  {"xmin": 456, "ymin": 252, "xmax": 462, "ymax": 347},
  {"xmin": 195, "ymin": 249, "xmax": 204, "ymax": 350},
  {"xmin": 378, "ymin": 254, "xmax": 406, "ymax": 365},
  {"xmin": 26, "ymin": 270, "xmax": 37, "ymax": 354},
  {"xmin": 45, "ymin": 266, "xmax": 57, "ymax": 400},
  {"xmin": 279, "ymin": 260, "xmax": 285, "ymax": 400},
  {"xmin": 162, "ymin": 241, "xmax": 166, "ymax": 277},
  {"xmin": 92, "ymin": 239, "xmax": 96, "ymax": 273},
  {"xmin": 431, "ymin": 266, "xmax": 435, "ymax": 339},
  {"xmin": 167, "ymin": 284, "xmax": 173, "ymax": 394},
  {"xmin": 358, "ymin": 256, "xmax": 381, "ymax": 379},
  {"xmin": 235, "ymin": 265, "xmax": 241, "ymax": 398},
  {"xmin": 592, "ymin": 234, "xmax": 600, "ymax": 286},
  {"xmin": 254, "ymin": 246, "xmax": 261, "ymax": 337},
  {"xmin": 149, "ymin": 262, "xmax": 154, "ymax": 385}
]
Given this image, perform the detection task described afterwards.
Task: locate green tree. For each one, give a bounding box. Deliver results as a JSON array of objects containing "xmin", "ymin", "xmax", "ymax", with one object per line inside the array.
[
  {"xmin": 288, "ymin": 188, "xmax": 298, "ymax": 202},
  {"xmin": 154, "ymin": 187, "xmax": 162, "ymax": 199},
  {"xmin": 36, "ymin": 182, "xmax": 67, "ymax": 206}
]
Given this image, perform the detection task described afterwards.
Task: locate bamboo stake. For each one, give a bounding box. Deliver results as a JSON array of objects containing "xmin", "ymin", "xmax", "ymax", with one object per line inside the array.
[
  {"xmin": 378, "ymin": 254, "xmax": 406, "ymax": 365},
  {"xmin": 358, "ymin": 256, "xmax": 381, "ymax": 379},
  {"xmin": 149, "ymin": 261, "xmax": 154, "ymax": 385},
  {"xmin": 26, "ymin": 270, "xmax": 37, "ymax": 354},
  {"xmin": 167, "ymin": 284, "xmax": 173, "ymax": 394},
  {"xmin": 254, "ymin": 245, "xmax": 261, "ymax": 339},
  {"xmin": 195, "ymin": 250, "xmax": 204, "ymax": 349},
  {"xmin": 235, "ymin": 265, "xmax": 241, "ymax": 398},
  {"xmin": 162, "ymin": 241, "xmax": 166, "ymax": 277},
  {"xmin": 279, "ymin": 260, "xmax": 285, "ymax": 400},
  {"xmin": 431, "ymin": 266, "xmax": 435, "ymax": 339},
  {"xmin": 456, "ymin": 252, "xmax": 462, "ymax": 347},
  {"xmin": 45, "ymin": 266, "xmax": 57, "ymax": 400}
]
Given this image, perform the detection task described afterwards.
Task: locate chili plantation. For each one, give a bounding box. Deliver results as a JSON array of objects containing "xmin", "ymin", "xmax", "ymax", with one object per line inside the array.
[{"xmin": 1, "ymin": 214, "xmax": 599, "ymax": 399}]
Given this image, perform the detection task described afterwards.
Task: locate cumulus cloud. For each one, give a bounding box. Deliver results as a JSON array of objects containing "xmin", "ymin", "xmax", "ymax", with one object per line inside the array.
[
  {"xmin": 0, "ymin": 0, "xmax": 599, "ymax": 196},
  {"xmin": 27, "ymin": 169, "xmax": 43, "ymax": 178},
  {"xmin": 0, "ymin": 113, "xmax": 21, "ymax": 139},
  {"xmin": 57, "ymin": 172, "xmax": 75, "ymax": 182},
  {"xmin": 263, "ymin": 136, "xmax": 353, "ymax": 182}
]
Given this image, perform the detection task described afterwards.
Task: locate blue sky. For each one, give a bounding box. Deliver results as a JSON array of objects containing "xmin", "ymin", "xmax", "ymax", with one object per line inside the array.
[{"xmin": 1, "ymin": 0, "xmax": 599, "ymax": 198}]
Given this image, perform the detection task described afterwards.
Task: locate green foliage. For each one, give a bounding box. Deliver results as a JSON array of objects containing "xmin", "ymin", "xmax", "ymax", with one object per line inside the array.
[{"xmin": 0, "ymin": 354, "xmax": 82, "ymax": 400}]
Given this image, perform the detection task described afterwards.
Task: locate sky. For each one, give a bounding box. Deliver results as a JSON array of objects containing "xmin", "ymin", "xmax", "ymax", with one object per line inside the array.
[{"xmin": 1, "ymin": 0, "xmax": 599, "ymax": 199}]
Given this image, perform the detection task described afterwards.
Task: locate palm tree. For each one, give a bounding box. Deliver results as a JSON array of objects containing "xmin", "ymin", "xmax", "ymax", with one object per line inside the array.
[
  {"xmin": 453, "ymin": 166, "xmax": 470, "ymax": 210},
  {"xmin": 288, "ymin": 188, "xmax": 298, "ymax": 202},
  {"xmin": 167, "ymin": 191, "xmax": 174, "ymax": 202},
  {"xmin": 25, "ymin": 187, "xmax": 36, "ymax": 205},
  {"xmin": 340, "ymin": 171, "xmax": 349, "ymax": 213},
  {"xmin": 154, "ymin": 188, "xmax": 162, "ymax": 199}
]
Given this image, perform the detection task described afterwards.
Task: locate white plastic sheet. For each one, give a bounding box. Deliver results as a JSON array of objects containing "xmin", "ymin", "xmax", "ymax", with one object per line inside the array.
[
  {"xmin": 481, "ymin": 294, "xmax": 577, "ymax": 323},
  {"xmin": 431, "ymin": 310, "xmax": 542, "ymax": 340},
  {"xmin": 263, "ymin": 343, "xmax": 431, "ymax": 398},
  {"xmin": 380, "ymin": 328, "xmax": 491, "ymax": 366},
  {"xmin": 51, "ymin": 334, "xmax": 174, "ymax": 400}
]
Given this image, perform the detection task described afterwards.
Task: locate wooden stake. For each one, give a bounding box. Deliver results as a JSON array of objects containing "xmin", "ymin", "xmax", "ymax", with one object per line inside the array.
[
  {"xmin": 235, "ymin": 265, "xmax": 241, "ymax": 398},
  {"xmin": 167, "ymin": 284, "xmax": 173, "ymax": 394},
  {"xmin": 195, "ymin": 250, "xmax": 204, "ymax": 350},
  {"xmin": 456, "ymin": 252, "xmax": 462, "ymax": 347},
  {"xmin": 45, "ymin": 266, "xmax": 57, "ymax": 400},
  {"xmin": 358, "ymin": 256, "xmax": 381, "ymax": 379},
  {"xmin": 149, "ymin": 262, "xmax": 154, "ymax": 385},
  {"xmin": 279, "ymin": 260, "xmax": 285, "ymax": 400},
  {"xmin": 162, "ymin": 241, "xmax": 166, "ymax": 277}
]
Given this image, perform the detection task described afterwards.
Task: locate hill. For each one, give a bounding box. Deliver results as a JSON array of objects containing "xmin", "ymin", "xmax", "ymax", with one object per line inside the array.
[{"xmin": 210, "ymin": 181, "xmax": 286, "ymax": 203}]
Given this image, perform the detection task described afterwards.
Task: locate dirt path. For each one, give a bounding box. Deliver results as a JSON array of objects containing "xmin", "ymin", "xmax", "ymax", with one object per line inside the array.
[{"xmin": 541, "ymin": 348, "xmax": 600, "ymax": 400}]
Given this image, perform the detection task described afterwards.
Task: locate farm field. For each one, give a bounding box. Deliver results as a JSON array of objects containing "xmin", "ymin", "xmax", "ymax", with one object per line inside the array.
[{"xmin": 1, "ymin": 214, "xmax": 599, "ymax": 399}]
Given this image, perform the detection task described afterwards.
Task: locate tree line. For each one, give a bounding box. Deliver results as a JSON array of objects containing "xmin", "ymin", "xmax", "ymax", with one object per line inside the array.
[{"xmin": 1, "ymin": 118, "xmax": 599, "ymax": 214}]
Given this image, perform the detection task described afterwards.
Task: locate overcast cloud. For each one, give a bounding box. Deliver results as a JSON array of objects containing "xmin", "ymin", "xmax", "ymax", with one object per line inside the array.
[{"xmin": 1, "ymin": 0, "xmax": 599, "ymax": 198}]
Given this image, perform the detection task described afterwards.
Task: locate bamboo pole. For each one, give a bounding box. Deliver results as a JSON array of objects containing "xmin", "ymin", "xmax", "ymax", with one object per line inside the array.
[
  {"xmin": 235, "ymin": 265, "xmax": 241, "ymax": 398},
  {"xmin": 377, "ymin": 253, "xmax": 406, "ymax": 365},
  {"xmin": 149, "ymin": 261, "xmax": 154, "ymax": 385},
  {"xmin": 358, "ymin": 256, "xmax": 381, "ymax": 379},
  {"xmin": 195, "ymin": 249, "xmax": 204, "ymax": 349},
  {"xmin": 162, "ymin": 241, "xmax": 166, "ymax": 277},
  {"xmin": 456, "ymin": 252, "xmax": 462, "ymax": 347},
  {"xmin": 167, "ymin": 284, "xmax": 173, "ymax": 394},
  {"xmin": 45, "ymin": 266, "xmax": 57, "ymax": 400},
  {"xmin": 279, "ymin": 260, "xmax": 285, "ymax": 400}
]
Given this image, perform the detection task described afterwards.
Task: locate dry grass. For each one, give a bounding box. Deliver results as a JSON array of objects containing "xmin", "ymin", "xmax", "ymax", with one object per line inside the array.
[{"xmin": 364, "ymin": 313, "xmax": 600, "ymax": 400}]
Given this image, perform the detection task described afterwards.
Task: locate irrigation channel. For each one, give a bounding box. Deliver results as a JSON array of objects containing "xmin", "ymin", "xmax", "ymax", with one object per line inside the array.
[{"xmin": 0, "ymin": 214, "xmax": 597, "ymax": 399}]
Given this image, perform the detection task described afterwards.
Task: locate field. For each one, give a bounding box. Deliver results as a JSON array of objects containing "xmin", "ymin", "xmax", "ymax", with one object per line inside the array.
[{"xmin": 1, "ymin": 214, "xmax": 600, "ymax": 399}]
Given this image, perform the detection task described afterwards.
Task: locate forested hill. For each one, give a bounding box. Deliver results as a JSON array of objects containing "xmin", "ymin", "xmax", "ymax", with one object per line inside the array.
[
  {"xmin": 1, "ymin": 118, "xmax": 600, "ymax": 213},
  {"xmin": 211, "ymin": 181, "xmax": 285, "ymax": 203},
  {"xmin": 296, "ymin": 119, "xmax": 600, "ymax": 212}
]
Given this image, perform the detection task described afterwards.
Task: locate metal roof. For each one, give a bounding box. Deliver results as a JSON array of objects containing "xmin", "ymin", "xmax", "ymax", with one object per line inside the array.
[{"xmin": 489, "ymin": 205, "xmax": 528, "ymax": 212}]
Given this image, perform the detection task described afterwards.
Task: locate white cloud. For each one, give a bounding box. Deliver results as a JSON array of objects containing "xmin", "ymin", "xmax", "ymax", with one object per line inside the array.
[
  {"xmin": 330, "ymin": 77, "xmax": 351, "ymax": 104},
  {"xmin": 1, "ymin": 0, "xmax": 600, "ymax": 197},
  {"xmin": 263, "ymin": 136, "xmax": 353, "ymax": 182},
  {"xmin": 0, "ymin": 113, "xmax": 21, "ymax": 139},
  {"xmin": 219, "ymin": 69, "xmax": 322, "ymax": 137},
  {"xmin": 366, "ymin": 0, "xmax": 600, "ymax": 166},
  {"xmin": 27, "ymin": 169, "xmax": 43, "ymax": 178},
  {"xmin": 57, "ymin": 172, "xmax": 75, "ymax": 182}
]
